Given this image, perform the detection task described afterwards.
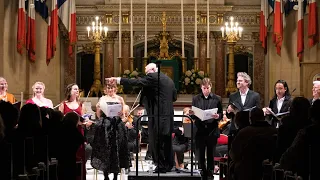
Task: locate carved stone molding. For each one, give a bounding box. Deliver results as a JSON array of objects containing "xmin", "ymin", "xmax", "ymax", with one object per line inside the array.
[
  {"xmin": 212, "ymin": 31, "xmax": 223, "ymax": 41},
  {"xmin": 122, "ymin": 31, "xmax": 131, "ymax": 43},
  {"xmin": 106, "ymin": 31, "xmax": 117, "ymax": 43},
  {"xmin": 252, "ymin": 32, "xmax": 260, "ymax": 43},
  {"xmin": 198, "ymin": 31, "xmax": 207, "ymax": 42},
  {"xmin": 234, "ymin": 45, "xmax": 253, "ymax": 54},
  {"xmin": 76, "ymin": 12, "xmax": 260, "ymax": 27}
]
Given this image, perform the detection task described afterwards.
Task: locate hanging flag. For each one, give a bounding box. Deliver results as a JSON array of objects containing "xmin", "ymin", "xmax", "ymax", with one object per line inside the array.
[
  {"xmin": 308, "ymin": 0, "xmax": 319, "ymax": 47},
  {"xmin": 58, "ymin": 0, "xmax": 77, "ymax": 58},
  {"xmin": 260, "ymin": 0, "xmax": 268, "ymax": 53},
  {"xmin": 35, "ymin": 0, "xmax": 49, "ymax": 20},
  {"xmin": 26, "ymin": 0, "xmax": 36, "ymax": 61},
  {"xmin": 17, "ymin": 0, "xmax": 26, "ymax": 55},
  {"xmin": 273, "ymin": 0, "xmax": 283, "ymax": 56},
  {"xmin": 268, "ymin": 0, "xmax": 275, "ymax": 10},
  {"xmin": 46, "ymin": 0, "xmax": 58, "ymax": 65},
  {"xmin": 284, "ymin": 0, "xmax": 296, "ymax": 15},
  {"xmin": 297, "ymin": 0, "xmax": 304, "ymax": 61}
]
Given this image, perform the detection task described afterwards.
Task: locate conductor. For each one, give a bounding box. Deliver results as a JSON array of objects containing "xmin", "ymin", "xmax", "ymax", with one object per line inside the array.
[{"xmin": 106, "ymin": 63, "xmax": 177, "ymax": 173}]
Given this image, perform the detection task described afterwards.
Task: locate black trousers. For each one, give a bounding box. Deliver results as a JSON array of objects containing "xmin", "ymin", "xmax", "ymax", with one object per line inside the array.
[
  {"xmin": 172, "ymin": 144, "xmax": 188, "ymax": 165},
  {"xmin": 195, "ymin": 135, "xmax": 217, "ymax": 171},
  {"xmin": 151, "ymin": 134, "xmax": 173, "ymax": 170},
  {"xmin": 128, "ymin": 141, "xmax": 137, "ymax": 153}
]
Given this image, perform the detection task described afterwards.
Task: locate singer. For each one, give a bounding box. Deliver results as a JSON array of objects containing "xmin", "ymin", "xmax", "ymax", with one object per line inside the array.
[
  {"xmin": 263, "ymin": 80, "xmax": 292, "ymax": 127},
  {"xmin": 0, "ymin": 77, "xmax": 16, "ymax": 104},
  {"xmin": 106, "ymin": 63, "xmax": 177, "ymax": 173}
]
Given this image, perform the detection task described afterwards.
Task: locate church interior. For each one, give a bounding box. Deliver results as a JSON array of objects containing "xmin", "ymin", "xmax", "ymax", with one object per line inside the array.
[{"xmin": 0, "ymin": 0, "xmax": 320, "ymax": 179}]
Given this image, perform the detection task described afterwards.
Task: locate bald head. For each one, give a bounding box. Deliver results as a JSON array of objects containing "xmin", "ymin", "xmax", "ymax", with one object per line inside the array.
[{"xmin": 145, "ymin": 63, "xmax": 158, "ymax": 74}]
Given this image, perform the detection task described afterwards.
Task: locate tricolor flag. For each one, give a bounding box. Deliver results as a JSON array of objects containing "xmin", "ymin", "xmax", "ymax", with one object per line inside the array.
[
  {"xmin": 308, "ymin": 0, "xmax": 319, "ymax": 47},
  {"xmin": 273, "ymin": 0, "xmax": 283, "ymax": 56},
  {"xmin": 35, "ymin": 0, "xmax": 48, "ymax": 20},
  {"xmin": 297, "ymin": 0, "xmax": 304, "ymax": 61},
  {"xmin": 26, "ymin": 0, "xmax": 36, "ymax": 61},
  {"xmin": 260, "ymin": 0, "xmax": 268, "ymax": 53},
  {"xmin": 17, "ymin": 0, "xmax": 26, "ymax": 55},
  {"xmin": 58, "ymin": 0, "xmax": 77, "ymax": 58},
  {"xmin": 46, "ymin": 0, "xmax": 58, "ymax": 65}
]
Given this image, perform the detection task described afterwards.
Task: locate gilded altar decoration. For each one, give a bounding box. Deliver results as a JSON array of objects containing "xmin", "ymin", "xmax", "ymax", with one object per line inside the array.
[
  {"xmin": 180, "ymin": 69, "xmax": 209, "ymax": 94},
  {"xmin": 159, "ymin": 12, "xmax": 169, "ymax": 59}
]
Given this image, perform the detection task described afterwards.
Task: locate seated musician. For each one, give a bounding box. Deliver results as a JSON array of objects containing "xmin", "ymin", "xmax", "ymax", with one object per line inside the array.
[
  {"xmin": 172, "ymin": 107, "xmax": 192, "ymax": 172},
  {"xmin": 0, "ymin": 77, "xmax": 16, "ymax": 104}
]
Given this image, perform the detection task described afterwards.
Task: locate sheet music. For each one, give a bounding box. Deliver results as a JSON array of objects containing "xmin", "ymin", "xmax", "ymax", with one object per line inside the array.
[
  {"xmin": 100, "ymin": 102, "xmax": 122, "ymax": 117},
  {"xmin": 192, "ymin": 106, "xmax": 218, "ymax": 121},
  {"xmin": 243, "ymin": 106, "xmax": 256, "ymax": 111}
]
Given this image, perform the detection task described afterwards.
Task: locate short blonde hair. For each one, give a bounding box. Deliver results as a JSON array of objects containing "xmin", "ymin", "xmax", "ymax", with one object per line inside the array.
[
  {"xmin": 237, "ymin": 72, "xmax": 252, "ymax": 85},
  {"xmin": 32, "ymin": 82, "xmax": 46, "ymax": 96},
  {"xmin": 0, "ymin": 77, "xmax": 6, "ymax": 82}
]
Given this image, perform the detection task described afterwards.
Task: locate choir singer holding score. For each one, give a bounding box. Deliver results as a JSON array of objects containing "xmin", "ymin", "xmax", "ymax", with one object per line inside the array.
[{"xmin": 189, "ymin": 78, "xmax": 223, "ymax": 179}]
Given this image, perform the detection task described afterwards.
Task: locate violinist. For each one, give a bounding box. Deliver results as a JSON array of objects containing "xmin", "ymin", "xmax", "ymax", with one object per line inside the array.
[
  {"xmin": 172, "ymin": 107, "xmax": 192, "ymax": 172},
  {"xmin": 122, "ymin": 105, "xmax": 140, "ymax": 155},
  {"xmin": 218, "ymin": 110, "xmax": 231, "ymax": 134}
]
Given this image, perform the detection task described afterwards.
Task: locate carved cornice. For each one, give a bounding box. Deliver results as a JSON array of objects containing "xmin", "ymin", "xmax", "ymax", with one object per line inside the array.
[
  {"xmin": 198, "ymin": 31, "xmax": 207, "ymax": 42},
  {"xmin": 106, "ymin": 31, "xmax": 117, "ymax": 43},
  {"xmin": 122, "ymin": 31, "xmax": 131, "ymax": 43},
  {"xmin": 234, "ymin": 45, "xmax": 253, "ymax": 54},
  {"xmin": 212, "ymin": 31, "xmax": 223, "ymax": 41},
  {"xmin": 252, "ymin": 32, "xmax": 260, "ymax": 42},
  {"xmin": 76, "ymin": 13, "xmax": 259, "ymax": 28}
]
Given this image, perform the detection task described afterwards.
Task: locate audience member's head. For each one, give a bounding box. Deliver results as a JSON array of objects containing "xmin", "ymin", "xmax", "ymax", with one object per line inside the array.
[
  {"xmin": 0, "ymin": 100, "xmax": 19, "ymax": 134},
  {"xmin": 290, "ymin": 97, "xmax": 311, "ymax": 126},
  {"xmin": 249, "ymin": 108, "xmax": 265, "ymax": 124},
  {"xmin": 62, "ymin": 112, "xmax": 80, "ymax": 129},
  {"xmin": 310, "ymin": 99, "xmax": 320, "ymax": 123},
  {"xmin": 50, "ymin": 110, "xmax": 64, "ymax": 122},
  {"xmin": 273, "ymin": 80, "xmax": 290, "ymax": 99},
  {"xmin": 18, "ymin": 104, "xmax": 42, "ymax": 137},
  {"xmin": 234, "ymin": 111, "xmax": 250, "ymax": 130}
]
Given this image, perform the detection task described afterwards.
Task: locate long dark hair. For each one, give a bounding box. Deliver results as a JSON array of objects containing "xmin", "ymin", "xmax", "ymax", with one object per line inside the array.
[
  {"xmin": 273, "ymin": 80, "xmax": 290, "ymax": 99},
  {"xmin": 64, "ymin": 83, "xmax": 79, "ymax": 102}
]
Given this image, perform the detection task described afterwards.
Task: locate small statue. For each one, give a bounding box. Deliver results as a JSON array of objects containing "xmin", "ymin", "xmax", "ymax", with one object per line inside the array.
[{"xmin": 159, "ymin": 34, "xmax": 169, "ymax": 59}]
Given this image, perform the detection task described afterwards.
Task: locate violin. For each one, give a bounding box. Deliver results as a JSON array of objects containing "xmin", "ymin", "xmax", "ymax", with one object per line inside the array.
[
  {"xmin": 126, "ymin": 114, "xmax": 134, "ymax": 124},
  {"xmin": 183, "ymin": 117, "xmax": 192, "ymax": 123},
  {"xmin": 218, "ymin": 119, "xmax": 230, "ymax": 130}
]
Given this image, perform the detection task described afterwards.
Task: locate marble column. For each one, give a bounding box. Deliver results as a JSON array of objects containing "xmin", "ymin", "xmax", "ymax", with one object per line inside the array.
[
  {"xmin": 198, "ymin": 31, "xmax": 207, "ymax": 72},
  {"xmin": 0, "ymin": 0, "xmax": 4, "ymax": 76},
  {"xmin": 213, "ymin": 32, "xmax": 226, "ymax": 97},
  {"xmin": 104, "ymin": 32, "xmax": 116, "ymax": 78},
  {"xmin": 122, "ymin": 31, "xmax": 130, "ymax": 73},
  {"xmin": 252, "ymin": 32, "xmax": 265, "ymax": 106}
]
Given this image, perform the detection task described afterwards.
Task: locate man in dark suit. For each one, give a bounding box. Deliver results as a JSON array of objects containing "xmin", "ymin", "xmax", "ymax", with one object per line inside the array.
[
  {"xmin": 226, "ymin": 72, "xmax": 260, "ymax": 135},
  {"xmin": 190, "ymin": 78, "xmax": 223, "ymax": 179},
  {"xmin": 310, "ymin": 81, "xmax": 320, "ymax": 105},
  {"xmin": 106, "ymin": 63, "xmax": 177, "ymax": 173}
]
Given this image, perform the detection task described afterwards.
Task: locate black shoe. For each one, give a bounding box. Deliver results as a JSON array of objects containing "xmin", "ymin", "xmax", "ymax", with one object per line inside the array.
[{"xmin": 153, "ymin": 167, "xmax": 166, "ymax": 173}]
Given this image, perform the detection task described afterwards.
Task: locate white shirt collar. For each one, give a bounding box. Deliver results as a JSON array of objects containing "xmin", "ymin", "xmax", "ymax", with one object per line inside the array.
[
  {"xmin": 277, "ymin": 96, "xmax": 285, "ymax": 101},
  {"xmin": 240, "ymin": 88, "xmax": 249, "ymax": 96}
]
